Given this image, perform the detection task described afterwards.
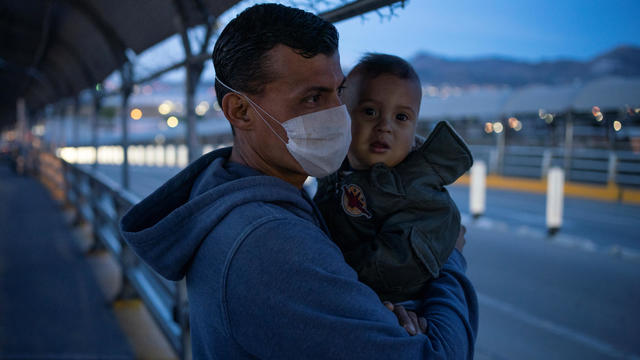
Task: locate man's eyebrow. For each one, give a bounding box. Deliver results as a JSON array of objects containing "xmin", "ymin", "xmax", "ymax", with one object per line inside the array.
[{"xmin": 300, "ymin": 77, "xmax": 347, "ymax": 93}]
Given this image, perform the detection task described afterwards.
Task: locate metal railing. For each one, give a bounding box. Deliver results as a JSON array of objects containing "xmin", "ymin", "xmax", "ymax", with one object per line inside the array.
[
  {"xmin": 469, "ymin": 145, "xmax": 640, "ymax": 188},
  {"xmin": 31, "ymin": 142, "xmax": 640, "ymax": 360},
  {"xmin": 39, "ymin": 150, "xmax": 191, "ymax": 360}
]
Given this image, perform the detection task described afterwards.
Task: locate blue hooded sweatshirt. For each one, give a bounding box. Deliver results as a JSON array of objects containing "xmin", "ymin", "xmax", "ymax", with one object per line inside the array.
[{"xmin": 120, "ymin": 147, "xmax": 478, "ymax": 359}]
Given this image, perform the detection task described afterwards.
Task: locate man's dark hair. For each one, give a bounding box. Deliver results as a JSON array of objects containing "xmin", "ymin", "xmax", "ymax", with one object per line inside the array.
[
  {"xmin": 212, "ymin": 3, "xmax": 339, "ymax": 109},
  {"xmin": 348, "ymin": 53, "xmax": 420, "ymax": 84}
]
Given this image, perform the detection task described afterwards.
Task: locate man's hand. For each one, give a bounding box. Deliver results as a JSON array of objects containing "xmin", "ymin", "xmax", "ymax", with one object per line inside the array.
[
  {"xmin": 455, "ymin": 225, "xmax": 467, "ymax": 253},
  {"xmin": 383, "ymin": 302, "xmax": 427, "ymax": 336}
]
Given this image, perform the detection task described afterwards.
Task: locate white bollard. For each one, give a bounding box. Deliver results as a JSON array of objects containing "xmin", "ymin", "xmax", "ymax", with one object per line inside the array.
[
  {"xmin": 469, "ymin": 160, "xmax": 487, "ymax": 218},
  {"xmin": 546, "ymin": 167, "xmax": 565, "ymax": 234}
]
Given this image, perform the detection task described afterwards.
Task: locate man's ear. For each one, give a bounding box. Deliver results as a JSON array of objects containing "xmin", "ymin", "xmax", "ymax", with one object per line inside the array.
[{"xmin": 222, "ymin": 93, "xmax": 252, "ymax": 131}]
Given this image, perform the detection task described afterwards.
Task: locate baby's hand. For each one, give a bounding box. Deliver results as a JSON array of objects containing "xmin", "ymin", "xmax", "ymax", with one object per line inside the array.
[{"xmin": 383, "ymin": 301, "xmax": 428, "ymax": 336}]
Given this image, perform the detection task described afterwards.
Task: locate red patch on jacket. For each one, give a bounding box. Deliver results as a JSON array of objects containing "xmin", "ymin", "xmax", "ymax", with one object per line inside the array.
[{"xmin": 341, "ymin": 184, "xmax": 372, "ymax": 219}]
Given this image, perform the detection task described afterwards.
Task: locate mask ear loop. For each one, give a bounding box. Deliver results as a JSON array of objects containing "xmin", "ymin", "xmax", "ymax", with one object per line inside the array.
[{"xmin": 215, "ymin": 77, "xmax": 289, "ymax": 144}]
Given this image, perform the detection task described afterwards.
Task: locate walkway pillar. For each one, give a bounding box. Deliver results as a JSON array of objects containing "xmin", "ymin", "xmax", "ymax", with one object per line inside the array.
[
  {"xmin": 91, "ymin": 90, "xmax": 102, "ymax": 169},
  {"xmin": 120, "ymin": 63, "xmax": 133, "ymax": 189}
]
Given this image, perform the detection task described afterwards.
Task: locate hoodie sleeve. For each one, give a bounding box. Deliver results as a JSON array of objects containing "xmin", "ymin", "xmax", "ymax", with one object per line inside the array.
[{"xmin": 223, "ymin": 217, "xmax": 478, "ymax": 360}]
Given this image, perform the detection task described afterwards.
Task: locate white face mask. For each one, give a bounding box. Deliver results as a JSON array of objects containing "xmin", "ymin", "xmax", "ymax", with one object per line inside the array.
[{"xmin": 216, "ymin": 77, "xmax": 351, "ymax": 178}]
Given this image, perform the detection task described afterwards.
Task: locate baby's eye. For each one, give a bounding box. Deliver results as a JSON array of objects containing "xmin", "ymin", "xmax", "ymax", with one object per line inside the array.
[
  {"xmin": 396, "ymin": 113, "xmax": 409, "ymax": 121},
  {"xmin": 364, "ymin": 108, "xmax": 377, "ymax": 117}
]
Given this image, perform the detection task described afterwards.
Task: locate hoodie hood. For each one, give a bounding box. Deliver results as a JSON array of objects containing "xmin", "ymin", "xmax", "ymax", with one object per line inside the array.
[{"xmin": 120, "ymin": 147, "xmax": 313, "ymax": 281}]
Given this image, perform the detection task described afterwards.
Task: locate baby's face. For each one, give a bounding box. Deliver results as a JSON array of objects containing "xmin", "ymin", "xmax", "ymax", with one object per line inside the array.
[{"xmin": 345, "ymin": 74, "xmax": 421, "ymax": 169}]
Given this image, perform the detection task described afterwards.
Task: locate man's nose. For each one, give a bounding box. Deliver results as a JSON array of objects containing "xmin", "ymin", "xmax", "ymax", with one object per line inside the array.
[{"xmin": 329, "ymin": 92, "xmax": 342, "ymax": 107}]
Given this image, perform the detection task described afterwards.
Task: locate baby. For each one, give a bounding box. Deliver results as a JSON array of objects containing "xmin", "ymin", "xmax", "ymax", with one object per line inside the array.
[{"xmin": 314, "ymin": 53, "xmax": 473, "ymax": 304}]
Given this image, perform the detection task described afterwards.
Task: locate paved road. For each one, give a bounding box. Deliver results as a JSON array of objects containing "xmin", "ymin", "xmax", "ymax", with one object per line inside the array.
[
  {"xmin": 449, "ymin": 186, "xmax": 640, "ymax": 254},
  {"xmin": 88, "ymin": 164, "xmax": 640, "ymax": 359}
]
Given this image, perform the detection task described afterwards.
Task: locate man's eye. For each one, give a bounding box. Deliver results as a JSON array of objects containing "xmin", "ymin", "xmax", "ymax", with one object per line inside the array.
[
  {"xmin": 304, "ymin": 94, "xmax": 321, "ymax": 104},
  {"xmin": 338, "ymin": 86, "xmax": 346, "ymax": 96},
  {"xmin": 396, "ymin": 113, "xmax": 409, "ymax": 121}
]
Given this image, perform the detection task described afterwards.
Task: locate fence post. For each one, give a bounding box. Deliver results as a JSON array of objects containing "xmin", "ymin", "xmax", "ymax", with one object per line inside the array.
[
  {"xmin": 563, "ymin": 112, "xmax": 574, "ymax": 179},
  {"xmin": 177, "ymin": 279, "xmax": 192, "ymax": 360},
  {"xmin": 607, "ymin": 152, "xmax": 618, "ymax": 185},
  {"xmin": 496, "ymin": 123, "xmax": 505, "ymax": 174},
  {"xmin": 470, "ymin": 160, "xmax": 487, "ymax": 218},
  {"xmin": 87, "ymin": 177, "xmax": 102, "ymax": 252},
  {"xmin": 546, "ymin": 167, "xmax": 564, "ymax": 234},
  {"xmin": 486, "ymin": 148, "xmax": 498, "ymax": 174},
  {"xmin": 541, "ymin": 149, "xmax": 552, "ymax": 178}
]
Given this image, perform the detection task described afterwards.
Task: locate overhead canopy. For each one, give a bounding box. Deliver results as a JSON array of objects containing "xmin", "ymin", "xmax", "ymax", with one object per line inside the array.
[
  {"xmin": 0, "ymin": 0, "xmax": 242, "ymax": 128},
  {"xmin": 0, "ymin": 0, "xmax": 403, "ymax": 130}
]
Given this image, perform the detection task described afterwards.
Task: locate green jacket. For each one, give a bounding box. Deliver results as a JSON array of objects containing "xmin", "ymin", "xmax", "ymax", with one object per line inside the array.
[{"xmin": 314, "ymin": 121, "xmax": 473, "ymax": 303}]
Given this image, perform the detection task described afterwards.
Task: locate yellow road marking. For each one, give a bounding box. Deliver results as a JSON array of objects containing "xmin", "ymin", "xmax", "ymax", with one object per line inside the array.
[{"xmin": 454, "ymin": 175, "xmax": 640, "ymax": 205}]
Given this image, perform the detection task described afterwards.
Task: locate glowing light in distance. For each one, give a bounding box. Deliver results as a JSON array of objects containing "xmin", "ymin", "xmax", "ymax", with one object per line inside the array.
[
  {"xmin": 493, "ymin": 122, "xmax": 504, "ymax": 134},
  {"xmin": 213, "ymin": 101, "xmax": 222, "ymax": 112},
  {"xmin": 130, "ymin": 108, "xmax": 142, "ymax": 120},
  {"xmin": 177, "ymin": 145, "xmax": 188, "ymax": 167},
  {"xmin": 158, "ymin": 103, "xmax": 171, "ymax": 115},
  {"xmin": 167, "ymin": 116, "xmax": 179, "ymax": 128},
  {"xmin": 32, "ymin": 124, "xmax": 45, "ymax": 136},
  {"xmin": 613, "ymin": 121, "xmax": 622, "ymax": 132},
  {"xmin": 544, "ymin": 114, "xmax": 554, "ymax": 124},
  {"xmin": 155, "ymin": 145, "xmax": 165, "ymax": 167},
  {"xmin": 195, "ymin": 101, "xmax": 210, "ymax": 116},
  {"xmin": 145, "ymin": 145, "xmax": 156, "ymax": 166},
  {"xmin": 508, "ymin": 117, "xmax": 518, "ymax": 128},
  {"xmin": 165, "ymin": 145, "xmax": 176, "ymax": 167},
  {"xmin": 514, "ymin": 121, "xmax": 523, "ymax": 131},
  {"xmin": 484, "ymin": 122, "xmax": 493, "ymax": 134},
  {"xmin": 592, "ymin": 105, "xmax": 603, "ymax": 122},
  {"xmin": 538, "ymin": 109, "xmax": 546, "ymax": 119}
]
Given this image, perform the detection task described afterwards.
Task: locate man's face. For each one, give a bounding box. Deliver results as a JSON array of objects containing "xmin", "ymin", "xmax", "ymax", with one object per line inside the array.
[
  {"xmin": 246, "ymin": 45, "xmax": 345, "ymax": 176},
  {"xmin": 345, "ymin": 74, "xmax": 421, "ymax": 169}
]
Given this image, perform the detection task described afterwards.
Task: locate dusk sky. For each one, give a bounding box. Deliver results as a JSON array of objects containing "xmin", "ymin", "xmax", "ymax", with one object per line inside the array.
[
  {"xmin": 135, "ymin": 0, "xmax": 640, "ymax": 82},
  {"xmin": 334, "ymin": 0, "xmax": 640, "ymax": 67}
]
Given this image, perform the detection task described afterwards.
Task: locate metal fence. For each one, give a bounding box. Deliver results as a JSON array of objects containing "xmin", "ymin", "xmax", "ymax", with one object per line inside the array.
[
  {"xmin": 469, "ymin": 145, "xmax": 640, "ymax": 188},
  {"xmin": 39, "ymin": 150, "xmax": 191, "ymax": 360},
  {"xmin": 31, "ymin": 142, "xmax": 640, "ymax": 360}
]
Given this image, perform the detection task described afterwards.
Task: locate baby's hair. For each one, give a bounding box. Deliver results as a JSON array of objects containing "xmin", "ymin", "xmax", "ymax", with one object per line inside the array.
[{"xmin": 348, "ymin": 53, "xmax": 420, "ymax": 84}]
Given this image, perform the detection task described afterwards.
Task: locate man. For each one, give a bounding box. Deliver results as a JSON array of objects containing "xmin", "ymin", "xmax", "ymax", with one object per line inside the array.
[{"xmin": 120, "ymin": 4, "xmax": 477, "ymax": 359}]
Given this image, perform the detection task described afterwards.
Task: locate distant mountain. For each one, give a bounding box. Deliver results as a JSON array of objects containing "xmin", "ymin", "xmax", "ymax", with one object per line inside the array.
[{"xmin": 410, "ymin": 46, "xmax": 640, "ymax": 87}]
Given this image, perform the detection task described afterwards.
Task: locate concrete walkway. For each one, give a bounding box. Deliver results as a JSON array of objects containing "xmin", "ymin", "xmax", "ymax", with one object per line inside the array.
[{"xmin": 0, "ymin": 161, "xmax": 134, "ymax": 359}]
